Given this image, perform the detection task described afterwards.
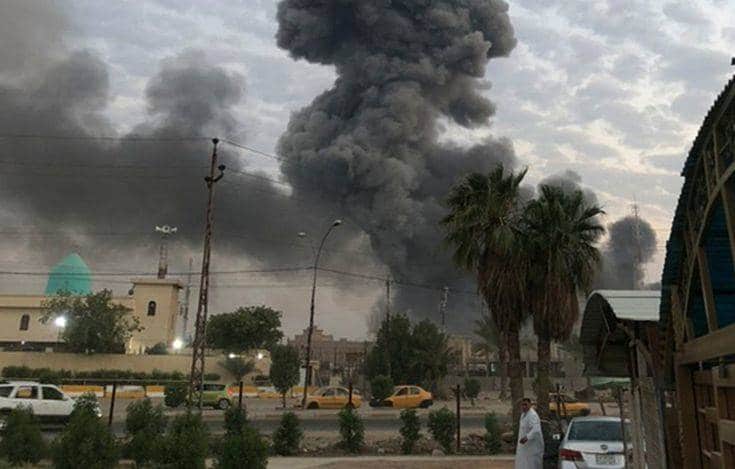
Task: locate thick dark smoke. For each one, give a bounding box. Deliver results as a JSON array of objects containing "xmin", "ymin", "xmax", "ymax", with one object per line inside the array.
[
  {"xmin": 276, "ymin": 0, "xmax": 517, "ymax": 329},
  {"xmin": 0, "ymin": 2, "xmax": 359, "ymax": 300},
  {"xmin": 536, "ymin": 171, "xmax": 657, "ymax": 290},
  {"xmin": 598, "ymin": 216, "xmax": 657, "ymax": 289}
]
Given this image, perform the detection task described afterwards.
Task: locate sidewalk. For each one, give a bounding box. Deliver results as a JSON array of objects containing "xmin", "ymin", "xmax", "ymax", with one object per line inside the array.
[{"xmin": 267, "ymin": 455, "xmax": 515, "ymax": 469}]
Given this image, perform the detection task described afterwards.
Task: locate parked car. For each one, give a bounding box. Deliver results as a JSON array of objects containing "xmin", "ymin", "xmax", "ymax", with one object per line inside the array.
[
  {"xmin": 549, "ymin": 393, "xmax": 591, "ymax": 417},
  {"xmin": 194, "ymin": 382, "xmax": 232, "ymax": 410},
  {"xmin": 558, "ymin": 416, "xmax": 631, "ymax": 468},
  {"xmin": 379, "ymin": 385, "xmax": 433, "ymax": 409},
  {"xmin": 0, "ymin": 381, "xmax": 101, "ymax": 424},
  {"xmin": 304, "ymin": 386, "xmax": 362, "ymax": 409}
]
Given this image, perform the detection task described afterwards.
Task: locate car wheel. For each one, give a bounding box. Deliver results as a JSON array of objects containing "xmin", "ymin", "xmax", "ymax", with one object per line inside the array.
[
  {"xmin": 345, "ymin": 402, "xmax": 355, "ymax": 409},
  {"xmin": 307, "ymin": 402, "xmax": 319, "ymax": 410},
  {"xmin": 580, "ymin": 408, "xmax": 591, "ymax": 416},
  {"xmin": 218, "ymin": 399, "xmax": 231, "ymax": 410},
  {"xmin": 419, "ymin": 399, "xmax": 433, "ymax": 408}
]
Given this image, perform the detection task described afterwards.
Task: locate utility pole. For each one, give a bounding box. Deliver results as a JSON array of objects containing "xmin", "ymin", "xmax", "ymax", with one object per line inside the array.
[
  {"xmin": 155, "ymin": 225, "xmax": 177, "ymax": 279},
  {"xmin": 385, "ymin": 276, "xmax": 391, "ymax": 322},
  {"xmin": 188, "ymin": 138, "xmax": 225, "ymax": 409},
  {"xmin": 439, "ymin": 286, "xmax": 449, "ymax": 331},
  {"xmin": 632, "ymin": 201, "xmax": 643, "ymax": 290},
  {"xmin": 181, "ymin": 257, "xmax": 193, "ymax": 340}
]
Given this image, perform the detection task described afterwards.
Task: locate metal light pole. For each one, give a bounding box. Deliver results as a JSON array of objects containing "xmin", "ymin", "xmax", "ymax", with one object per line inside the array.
[
  {"xmin": 188, "ymin": 138, "xmax": 225, "ymax": 410},
  {"xmin": 299, "ymin": 219, "xmax": 342, "ymax": 407},
  {"xmin": 155, "ymin": 225, "xmax": 177, "ymax": 279}
]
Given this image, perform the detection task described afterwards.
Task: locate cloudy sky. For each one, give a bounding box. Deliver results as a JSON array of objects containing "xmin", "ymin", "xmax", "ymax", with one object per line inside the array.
[
  {"xmin": 63, "ymin": 0, "xmax": 733, "ymax": 278},
  {"xmin": 2, "ymin": 0, "xmax": 733, "ymax": 338}
]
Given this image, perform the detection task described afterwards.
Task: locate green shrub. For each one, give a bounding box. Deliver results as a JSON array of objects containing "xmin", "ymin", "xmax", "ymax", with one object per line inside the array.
[
  {"xmin": 52, "ymin": 405, "xmax": 118, "ymax": 469},
  {"xmin": 147, "ymin": 342, "xmax": 168, "ymax": 355},
  {"xmin": 464, "ymin": 378, "xmax": 481, "ymax": 406},
  {"xmin": 337, "ymin": 407, "xmax": 364, "ymax": 453},
  {"xmin": 370, "ymin": 374, "xmax": 393, "ymax": 401},
  {"xmin": 124, "ymin": 398, "xmax": 167, "ymax": 467},
  {"xmin": 272, "ymin": 412, "xmax": 303, "ymax": 456},
  {"xmin": 223, "ymin": 407, "xmax": 248, "ymax": 436},
  {"xmin": 484, "ymin": 412, "xmax": 502, "ymax": 454},
  {"xmin": 155, "ymin": 411, "xmax": 209, "ymax": 469},
  {"xmin": 0, "ymin": 406, "xmax": 45, "ymax": 465},
  {"xmin": 1, "ymin": 366, "xmax": 194, "ymax": 384},
  {"xmin": 428, "ymin": 407, "xmax": 456, "ymax": 454},
  {"xmin": 164, "ymin": 382, "xmax": 188, "ymax": 408},
  {"xmin": 399, "ymin": 409, "xmax": 421, "ymax": 454},
  {"xmin": 72, "ymin": 392, "xmax": 100, "ymax": 417},
  {"xmin": 216, "ymin": 426, "xmax": 268, "ymax": 469}
]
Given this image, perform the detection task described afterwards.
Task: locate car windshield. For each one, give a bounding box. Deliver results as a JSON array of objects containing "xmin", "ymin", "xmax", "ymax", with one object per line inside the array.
[{"xmin": 568, "ymin": 421, "xmax": 630, "ymax": 441}]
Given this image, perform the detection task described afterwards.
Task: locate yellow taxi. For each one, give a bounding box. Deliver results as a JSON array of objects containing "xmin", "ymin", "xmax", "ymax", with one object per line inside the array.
[
  {"xmin": 382, "ymin": 385, "xmax": 433, "ymax": 409},
  {"xmin": 304, "ymin": 386, "xmax": 362, "ymax": 409},
  {"xmin": 548, "ymin": 393, "xmax": 591, "ymax": 417}
]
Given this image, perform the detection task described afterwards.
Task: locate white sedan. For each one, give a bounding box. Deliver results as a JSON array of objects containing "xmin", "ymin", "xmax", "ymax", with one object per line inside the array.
[{"xmin": 558, "ymin": 416, "xmax": 631, "ymax": 468}]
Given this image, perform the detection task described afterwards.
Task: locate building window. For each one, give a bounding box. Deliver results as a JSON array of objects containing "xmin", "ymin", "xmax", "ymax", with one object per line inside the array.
[
  {"xmin": 147, "ymin": 301, "xmax": 156, "ymax": 316},
  {"xmin": 19, "ymin": 314, "xmax": 30, "ymax": 331}
]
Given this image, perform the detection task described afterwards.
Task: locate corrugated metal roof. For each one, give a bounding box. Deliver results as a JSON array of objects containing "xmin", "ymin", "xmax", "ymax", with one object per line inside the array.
[
  {"xmin": 579, "ymin": 290, "xmax": 660, "ymax": 377},
  {"xmin": 589, "ymin": 290, "xmax": 660, "ymax": 322}
]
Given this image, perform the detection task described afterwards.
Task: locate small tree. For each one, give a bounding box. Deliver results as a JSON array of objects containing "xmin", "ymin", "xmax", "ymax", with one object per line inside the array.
[
  {"xmin": 0, "ymin": 406, "xmax": 45, "ymax": 465},
  {"xmin": 206, "ymin": 305, "xmax": 283, "ymax": 353},
  {"xmin": 399, "ymin": 409, "xmax": 421, "ymax": 454},
  {"xmin": 370, "ymin": 375, "xmax": 394, "ymax": 402},
  {"xmin": 484, "ymin": 412, "xmax": 502, "ymax": 454},
  {"xmin": 164, "ymin": 382, "xmax": 187, "ymax": 408},
  {"xmin": 155, "ymin": 411, "xmax": 209, "ymax": 469},
  {"xmin": 338, "ymin": 407, "xmax": 364, "ymax": 453},
  {"xmin": 53, "ymin": 402, "xmax": 118, "ymax": 469},
  {"xmin": 219, "ymin": 356, "xmax": 255, "ymax": 384},
  {"xmin": 270, "ymin": 345, "xmax": 300, "ymax": 408},
  {"xmin": 272, "ymin": 412, "xmax": 303, "ymax": 456},
  {"xmin": 125, "ymin": 398, "xmax": 167, "ymax": 467},
  {"xmin": 427, "ymin": 407, "xmax": 456, "ymax": 454},
  {"xmin": 216, "ymin": 426, "xmax": 268, "ymax": 469},
  {"xmin": 41, "ymin": 289, "xmax": 141, "ymax": 354},
  {"xmin": 216, "ymin": 406, "xmax": 267, "ymax": 469},
  {"xmin": 464, "ymin": 378, "xmax": 481, "ymax": 406},
  {"xmin": 223, "ymin": 407, "xmax": 248, "ymax": 435}
]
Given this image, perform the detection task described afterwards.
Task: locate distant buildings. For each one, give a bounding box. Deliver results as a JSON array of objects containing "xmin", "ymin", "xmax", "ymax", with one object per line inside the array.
[
  {"xmin": 0, "ymin": 253, "xmax": 181, "ymax": 354},
  {"xmin": 288, "ymin": 327, "xmax": 367, "ymax": 372}
]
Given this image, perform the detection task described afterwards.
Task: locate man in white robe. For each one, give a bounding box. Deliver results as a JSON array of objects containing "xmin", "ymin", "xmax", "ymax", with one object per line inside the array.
[{"xmin": 515, "ymin": 398, "xmax": 544, "ymax": 469}]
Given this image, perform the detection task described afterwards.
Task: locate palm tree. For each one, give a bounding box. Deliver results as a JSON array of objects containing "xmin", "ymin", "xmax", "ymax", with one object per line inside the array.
[
  {"xmin": 441, "ymin": 165, "xmax": 530, "ymax": 424},
  {"xmin": 473, "ymin": 313, "xmax": 506, "ymax": 395},
  {"xmin": 523, "ymin": 185, "xmax": 604, "ymax": 418}
]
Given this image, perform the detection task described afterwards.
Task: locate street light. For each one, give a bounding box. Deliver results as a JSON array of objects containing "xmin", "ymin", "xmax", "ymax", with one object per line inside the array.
[
  {"xmin": 299, "ymin": 219, "xmax": 342, "ymax": 408},
  {"xmin": 172, "ymin": 338, "xmax": 184, "ymax": 351}
]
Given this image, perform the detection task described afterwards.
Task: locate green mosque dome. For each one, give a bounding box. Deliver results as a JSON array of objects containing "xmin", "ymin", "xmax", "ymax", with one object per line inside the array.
[{"xmin": 44, "ymin": 253, "xmax": 92, "ymax": 296}]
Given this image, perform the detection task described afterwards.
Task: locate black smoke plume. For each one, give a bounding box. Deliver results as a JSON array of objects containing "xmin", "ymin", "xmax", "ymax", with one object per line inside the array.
[
  {"xmin": 0, "ymin": 2, "xmax": 359, "ymax": 302},
  {"xmin": 276, "ymin": 0, "xmax": 517, "ymax": 329},
  {"xmin": 598, "ymin": 216, "xmax": 657, "ymax": 289}
]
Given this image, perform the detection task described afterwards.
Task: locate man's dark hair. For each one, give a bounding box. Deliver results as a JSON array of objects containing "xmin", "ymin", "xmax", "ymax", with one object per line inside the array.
[{"xmin": 521, "ymin": 398, "xmax": 532, "ymax": 404}]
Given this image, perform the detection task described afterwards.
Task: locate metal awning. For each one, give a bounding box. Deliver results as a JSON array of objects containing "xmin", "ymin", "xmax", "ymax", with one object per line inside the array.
[{"xmin": 580, "ymin": 290, "xmax": 661, "ymax": 377}]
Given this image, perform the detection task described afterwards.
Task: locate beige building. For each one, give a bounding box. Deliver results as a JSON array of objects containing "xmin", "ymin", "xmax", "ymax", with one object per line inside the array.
[
  {"xmin": 288, "ymin": 327, "xmax": 367, "ymax": 371},
  {"xmin": 0, "ymin": 253, "xmax": 181, "ymax": 354}
]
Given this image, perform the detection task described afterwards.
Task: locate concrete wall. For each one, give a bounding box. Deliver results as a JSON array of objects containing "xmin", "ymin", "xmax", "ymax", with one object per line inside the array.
[{"xmin": 0, "ymin": 351, "xmax": 271, "ymax": 384}]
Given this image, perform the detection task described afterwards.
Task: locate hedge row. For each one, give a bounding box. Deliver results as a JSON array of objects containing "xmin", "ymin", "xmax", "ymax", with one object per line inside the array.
[{"xmin": 1, "ymin": 366, "xmax": 220, "ymax": 384}]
